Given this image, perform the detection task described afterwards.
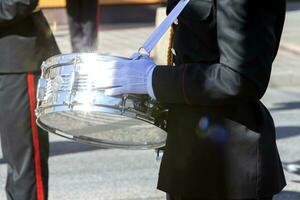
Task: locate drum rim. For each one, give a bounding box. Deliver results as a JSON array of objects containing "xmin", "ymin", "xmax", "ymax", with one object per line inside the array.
[
  {"xmin": 36, "ymin": 101, "xmax": 153, "ymax": 123},
  {"xmin": 36, "ymin": 104, "xmax": 125, "ymax": 119},
  {"xmin": 42, "ymin": 53, "xmax": 131, "ymax": 72},
  {"xmin": 36, "ymin": 117, "xmax": 166, "ymax": 150}
]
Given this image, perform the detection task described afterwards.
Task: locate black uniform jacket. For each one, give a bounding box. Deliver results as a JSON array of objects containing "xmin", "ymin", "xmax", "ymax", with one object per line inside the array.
[
  {"xmin": 153, "ymin": 0, "xmax": 286, "ymax": 198},
  {"xmin": 0, "ymin": 0, "xmax": 59, "ymax": 73}
]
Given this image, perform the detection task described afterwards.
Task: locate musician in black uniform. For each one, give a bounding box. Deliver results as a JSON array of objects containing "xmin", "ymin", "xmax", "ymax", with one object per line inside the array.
[
  {"xmin": 98, "ymin": 0, "xmax": 287, "ymax": 199},
  {"xmin": 0, "ymin": 1, "xmax": 60, "ymax": 199},
  {"xmin": 66, "ymin": 0, "xmax": 98, "ymax": 52}
]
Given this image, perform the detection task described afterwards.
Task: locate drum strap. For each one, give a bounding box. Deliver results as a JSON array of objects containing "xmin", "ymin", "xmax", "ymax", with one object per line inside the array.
[{"xmin": 139, "ymin": 0, "xmax": 190, "ymax": 55}]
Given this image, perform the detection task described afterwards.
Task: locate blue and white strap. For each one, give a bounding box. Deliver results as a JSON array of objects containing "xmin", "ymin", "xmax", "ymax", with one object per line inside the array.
[{"xmin": 138, "ymin": 0, "xmax": 190, "ymax": 56}]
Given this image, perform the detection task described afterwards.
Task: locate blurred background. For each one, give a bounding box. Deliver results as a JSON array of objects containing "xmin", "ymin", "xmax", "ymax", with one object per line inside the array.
[{"xmin": 41, "ymin": 0, "xmax": 168, "ymax": 57}]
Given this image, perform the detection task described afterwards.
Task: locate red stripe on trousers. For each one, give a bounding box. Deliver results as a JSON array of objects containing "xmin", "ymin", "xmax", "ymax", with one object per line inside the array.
[{"xmin": 27, "ymin": 74, "xmax": 45, "ymax": 200}]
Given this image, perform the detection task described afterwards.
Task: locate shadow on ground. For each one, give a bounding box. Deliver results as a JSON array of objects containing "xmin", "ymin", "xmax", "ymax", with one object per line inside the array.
[
  {"xmin": 0, "ymin": 141, "xmax": 104, "ymax": 165},
  {"xmin": 0, "ymin": 125, "xmax": 299, "ymax": 163},
  {"xmin": 270, "ymin": 102, "xmax": 300, "ymax": 111},
  {"xmin": 49, "ymin": 140, "xmax": 105, "ymax": 156},
  {"xmin": 274, "ymin": 191, "xmax": 300, "ymax": 200},
  {"xmin": 276, "ymin": 126, "xmax": 300, "ymax": 139},
  {"xmin": 287, "ymin": 1, "xmax": 300, "ymax": 12}
]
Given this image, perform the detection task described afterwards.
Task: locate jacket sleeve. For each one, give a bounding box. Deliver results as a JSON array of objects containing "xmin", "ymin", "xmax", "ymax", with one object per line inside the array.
[
  {"xmin": 0, "ymin": 0, "xmax": 38, "ymax": 27},
  {"xmin": 152, "ymin": 0, "xmax": 283, "ymax": 106}
]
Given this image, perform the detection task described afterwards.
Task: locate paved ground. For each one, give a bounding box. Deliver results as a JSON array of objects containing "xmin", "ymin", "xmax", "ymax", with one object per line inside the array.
[
  {"xmin": 0, "ymin": 3, "xmax": 300, "ymax": 200},
  {"xmin": 271, "ymin": 5, "xmax": 300, "ymax": 87},
  {"xmin": 263, "ymin": 88, "xmax": 300, "ymax": 200}
]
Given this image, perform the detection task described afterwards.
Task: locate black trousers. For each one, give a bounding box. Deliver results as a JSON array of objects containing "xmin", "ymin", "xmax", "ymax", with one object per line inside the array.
[
  {"xmin": 66, "ymin": 0, "xmax": 98, "ymax": 52},
  {"xmin": 0, "ymin": 73, "xmax": 49, "ymax": 200},
  {"xmin": 166, "ymin": 194, "xmax": 273, "ymax": 200}
]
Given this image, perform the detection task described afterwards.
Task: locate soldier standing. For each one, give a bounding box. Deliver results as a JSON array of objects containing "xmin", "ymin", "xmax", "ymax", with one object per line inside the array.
[{"xmin": 0, "ymin": 1, "xmax": 60, "ymax": 199}]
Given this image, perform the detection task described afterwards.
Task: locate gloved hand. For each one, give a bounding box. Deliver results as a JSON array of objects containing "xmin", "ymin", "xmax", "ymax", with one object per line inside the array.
[{"xmin": 95, "ymin": 54, "xmax": 156, "ymax": 98}]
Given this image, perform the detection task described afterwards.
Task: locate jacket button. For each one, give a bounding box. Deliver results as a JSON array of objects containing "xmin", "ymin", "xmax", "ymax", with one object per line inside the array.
[
  {"xmin": 171, "ymin": 48, "xmax": 176, "ymax": 56},
  {"xmin": 174, "ymin": 18, "xmax": 179, "ymax": 25}
]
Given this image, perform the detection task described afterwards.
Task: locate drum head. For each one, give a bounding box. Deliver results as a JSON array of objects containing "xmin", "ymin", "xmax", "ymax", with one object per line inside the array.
[{"xmin": 37, "ymin": 110, "xmax": 167, "ymax": 149}]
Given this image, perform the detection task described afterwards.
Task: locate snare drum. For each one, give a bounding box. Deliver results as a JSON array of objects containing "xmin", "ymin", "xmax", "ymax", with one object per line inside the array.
[{"xmin": 35, "ymin": 53, "xmax": 167, "ymax": 149}]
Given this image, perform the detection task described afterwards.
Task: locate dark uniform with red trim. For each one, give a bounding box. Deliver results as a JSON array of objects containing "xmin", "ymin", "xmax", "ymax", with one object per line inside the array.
[
  {"xmin": 153, "ymin": 0, "xmax": 286, "ymax": 199},
  {"xmin": 0, "ymin": 1, "xmax": 59, "ymax": 200}
]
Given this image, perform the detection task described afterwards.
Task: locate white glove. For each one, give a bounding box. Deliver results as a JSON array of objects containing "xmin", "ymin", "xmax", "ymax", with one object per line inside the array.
[{"xmin": 94, "ymin": 54, "xmax": 156, "ymax": 98}]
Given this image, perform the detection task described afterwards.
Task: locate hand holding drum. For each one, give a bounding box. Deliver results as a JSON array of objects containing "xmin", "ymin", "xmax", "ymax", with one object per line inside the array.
[{"xmin": 96, "ymin": 54, "xmax": 156, "ymax": 97}]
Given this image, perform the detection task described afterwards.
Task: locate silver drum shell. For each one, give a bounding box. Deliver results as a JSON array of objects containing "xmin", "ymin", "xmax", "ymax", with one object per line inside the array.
[{"xmin": 35, "ymin": 53, "xmax": 167, "ymax": 149}]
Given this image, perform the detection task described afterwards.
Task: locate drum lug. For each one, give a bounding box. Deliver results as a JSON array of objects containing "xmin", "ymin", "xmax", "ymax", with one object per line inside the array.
[
  {"xmin": 68, "ymin": 102, "xmax": 75, "ymax": 109},
  {"xmin": 155, "ymin": 148, "xmax": 164, "ymax": 161},
  {"xmin": 38, "ymin": 62, "xmax": 47, "ymax": 103},
  {"xmin": 66, "ymin": 69, "xmax": 80, "ymax": 109},
  {"xmin": 62, "ymin": 99, "xmax": 77, "ymax": 109},
  {"xmin": 72, "ymin": 55, "xmax": 83, "ymax": 64},
  {"xmin": 119, "ymin": 94, "xmax": 128, "ymax": 114},
  {"xmin": 37, "ymin": 78, "xmax": 47, "ymax": 101},
  {"xmin": 40, "ymin": 62, "xmax": 46, "ymax": 77}
]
